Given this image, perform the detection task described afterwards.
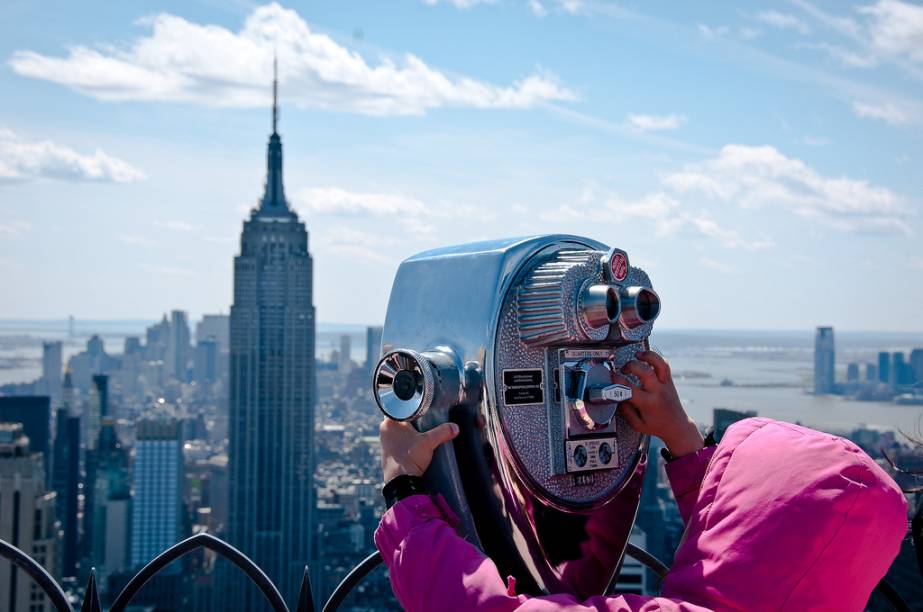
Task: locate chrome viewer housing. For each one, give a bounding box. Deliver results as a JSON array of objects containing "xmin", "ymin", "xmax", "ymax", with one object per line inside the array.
[{"xmin": 372, "ymin": 235, "xmax": 659, "ymax": 598}]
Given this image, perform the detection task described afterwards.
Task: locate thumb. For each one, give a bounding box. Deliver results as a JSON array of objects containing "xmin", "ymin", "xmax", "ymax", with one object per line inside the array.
[{"xmin": 422, "ymin": 422, "xmax": 459, "ymax": 450}]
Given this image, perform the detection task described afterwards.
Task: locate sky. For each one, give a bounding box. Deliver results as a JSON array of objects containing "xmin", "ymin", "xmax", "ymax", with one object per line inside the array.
[{"xmin": 0, "ymin": 0, "xmax": 921, "ymax": 331}]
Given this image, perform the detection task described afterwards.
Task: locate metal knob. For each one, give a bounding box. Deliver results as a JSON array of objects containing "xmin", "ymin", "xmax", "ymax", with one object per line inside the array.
[
  {"xmin": 568, "ymin": 360, "xmax": 631, "ymax": 430},
  {"xmin": 373, "ymin": 348, "xmax": 460, "ymax": 422}
]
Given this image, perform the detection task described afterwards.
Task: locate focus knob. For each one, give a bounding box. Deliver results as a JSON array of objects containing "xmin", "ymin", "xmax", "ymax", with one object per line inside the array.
[{"xmin": 569, "ymin": 360, "xmax": 630, "ymax": 430}]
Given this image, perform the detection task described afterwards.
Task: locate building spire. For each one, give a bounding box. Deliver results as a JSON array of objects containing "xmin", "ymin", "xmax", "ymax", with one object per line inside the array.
[
  {"xmin": 258, "ymin": 53, "xmax": 289, "ymax": 215},
  {"xmin": 272, "ymin": 53, "xmax": 278, "ymax": 134}
]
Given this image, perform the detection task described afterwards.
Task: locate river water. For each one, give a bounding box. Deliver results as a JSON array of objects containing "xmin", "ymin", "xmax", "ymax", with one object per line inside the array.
[{"xmin": 1, "ymin": 321, "xmax": 921, "ymax": 436}]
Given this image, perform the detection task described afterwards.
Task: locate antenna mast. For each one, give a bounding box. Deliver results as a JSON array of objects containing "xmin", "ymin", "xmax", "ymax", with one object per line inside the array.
[{"xmin": 272, "ymin": 54, "xmax": 278, "ymax": 134}]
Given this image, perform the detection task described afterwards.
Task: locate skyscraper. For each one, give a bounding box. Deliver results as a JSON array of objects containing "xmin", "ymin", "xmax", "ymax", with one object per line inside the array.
[
  {"xmin": 86, "ymin": 374, "xmax": 109, "ymax": 451},
  {"xmin": 41, "ymin": 340, "xmax": 62, "ymax": 399},
  {"xmin": 878, "ymin": 351, "xmax": 890, "ymax": 385},
  {"xmin": 194, "ymin": 338, "xmax": 219, "ymax": 384},
  {"xmin": 227, "ymin": 60, "xmax": 316, "ymax": 608},
  {"xmin": 0, "ymin": 396, "xmax": 51, "ymax": 484},
  {"xmin": 130, "ymin": 419, "xmax": 182, "ymax": 570},
  {"xmin": 813, "ymin": 326, "xmax": 835, "ymax": 394},
  {"xmin": 911, "ymin": 349, "xmax": 923, "ymax": 383},
  {"xmin": 0, "ymin": 423, "xmax": 58, "ymax": 612},
  {"xmin": 846, "ymin": 363, "xmax": 860, "ymax": 383},
  {"xmin": 365, "ymin": 326, "xmax": 383, "ymax": 375},
  {"xmin": 338, "ymin": 334, "xmax": 352, "ymax": 375},
  {"xmin": 86, "ymin": 418, "xmax": 130, "ymax": 584},
  {"xmin": 52, "ymin": 373, "xmax": 80, "ymax": 578},
  {"xmin": 166, "ymin": 310, "xmax": 192, "ymax": 382}
]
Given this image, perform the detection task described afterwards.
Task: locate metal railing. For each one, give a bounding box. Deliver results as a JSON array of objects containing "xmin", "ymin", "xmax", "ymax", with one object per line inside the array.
[{"xmin": 0, "ymin": 534, "xmax": 910, "ymax": 611}]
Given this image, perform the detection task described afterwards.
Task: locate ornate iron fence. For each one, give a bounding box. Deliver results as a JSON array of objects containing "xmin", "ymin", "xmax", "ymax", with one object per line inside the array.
[{"xmin": 0, "ymin": 535, "xmax": 911, "ymax": 611}]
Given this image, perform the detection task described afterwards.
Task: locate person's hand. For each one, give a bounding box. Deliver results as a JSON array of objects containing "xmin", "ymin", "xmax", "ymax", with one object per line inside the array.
[
  {"xmin": 612, "ymin": 351, "xmax": 704, "ymax": 458},
  {"xmin": 379, "ymin": 419, "xmax": 459, "ymax": 483}
]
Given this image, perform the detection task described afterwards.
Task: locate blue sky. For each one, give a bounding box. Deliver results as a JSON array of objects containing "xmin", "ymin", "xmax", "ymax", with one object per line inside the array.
[{"xmin": 0, "ymin": 0, "xmax": 921, "ymax": 330}]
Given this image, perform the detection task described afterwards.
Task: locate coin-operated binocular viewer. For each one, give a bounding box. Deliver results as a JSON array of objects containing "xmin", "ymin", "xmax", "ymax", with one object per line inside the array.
[{"xmin": 372, "ymin": 235, "xmax": 661, "ymax": 598}]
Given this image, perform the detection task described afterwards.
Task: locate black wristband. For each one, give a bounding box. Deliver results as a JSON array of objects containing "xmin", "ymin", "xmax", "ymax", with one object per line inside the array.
[
  {"xmin": 660, "ymin": 431, "xmax": 717, "ymax": 463},
  {"xmin": 382, "ymin": 474, "xmax": 429, "ymax": 508}
]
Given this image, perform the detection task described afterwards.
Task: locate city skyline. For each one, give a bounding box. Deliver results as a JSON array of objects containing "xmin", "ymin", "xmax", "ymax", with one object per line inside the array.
[{"xmin": 1, "ymin": 1, "xmax": 922, "ymax": 331}]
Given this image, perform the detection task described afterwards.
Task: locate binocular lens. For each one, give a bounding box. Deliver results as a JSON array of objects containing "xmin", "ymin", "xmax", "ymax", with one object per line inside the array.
[
  {"xmin": 635, "ymin": 288, "xmax": 660, "ymax": 322},
  {"xmin": 392, "ymin": 369, "xmax": 419, "ymax": 401},
  {"xmin": 373, "ymin": 349, "xmax": 435, "ymax": 421}
]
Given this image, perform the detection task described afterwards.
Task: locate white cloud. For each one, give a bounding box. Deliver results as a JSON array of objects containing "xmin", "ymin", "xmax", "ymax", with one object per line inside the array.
[
  {"xmin": 9, "ymin": 3, "xmax": 575, "ymax": 116},
  {"xmin": 852, "ymin": 101, "xmax": 911, "ymax": 125},
  {"xmin": 558, "ymin": 0, "xmax": 587, "ymax": 15},
  {"xmin": 792, "ymin": 0, "xmax": 923, "ymax": 79},
  {"xmin": 757, "ymin": 11, "xmax": 811, "ymax": 34},
  {"xmin": 422, "ymin": 0, "xmax": 496, "ymax": 7},
  {"xmin": 0, "ymin": 127, "xmax": 144, "ymax": 183},
  {"xmin": 697, "ymin": 23, "xmax": 729, "ymax": 40},
  {"xmin": 858, "ymin": 0, "xmax": 923, "ymax": 65},
  {"xmin": 293, "ymin": 185, "xmax": 438, "ymax": 241},
  {"xmin": 0, "ymin": 221, "xmax": 31, "ymax": 235},
  {"xmin": 685, "ymin": 215, "xmax": 774, "ymax": 250},
  {"xmin": 314, "ymin": 226, "xmax": 398, "ymax": 264},
  {"xmin": 628, "ymin": 114, "xmax": 686, "ymax": 131},
  {"xmin": 805, "ymin": 42, "xmax": 877, "ymax": 68},
  {"xmin": 540, "ymin": 186, "xmax": 771, "ymax": 251},
  {"xmin": 663, "ymin": 144, "xmax": 912, "ymax": 234},
  {"xmin": 293, "ymin": 187, "xmax": 427, "ymax": 217},
  {"xmin": 399, "ymin": 217, "xmax": 438, "ymax": 242},
  {"xmin": 698, "ymin": 257, "xmax": 736, "ymax": 274},
  {"xmin": 529, "ymin": 0, "xmax": 548, "ymax": 17}
]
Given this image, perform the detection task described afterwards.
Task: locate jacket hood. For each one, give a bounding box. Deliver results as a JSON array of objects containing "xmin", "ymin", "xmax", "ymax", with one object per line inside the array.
[{"xmin": 662, "ymin": 418, "xmax": 908, "ymax": 611}]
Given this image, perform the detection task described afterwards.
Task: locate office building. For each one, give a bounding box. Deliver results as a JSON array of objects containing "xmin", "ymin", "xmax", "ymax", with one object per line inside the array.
[
  {"xmin": 52, "ymin": 373, "xmax": 81, "ymax": 578},
  {"xmin": 890, "ymin": 352, "xmax": 910, "ymax": 388},
  {"xmin": 166, "ymin": 310, "xmax": 192, "ymax": 381},
  {"xmin": 145, "ymin": 315, "xmax": 171, "ymax": 361},
  {"xmin": 865, "ymin": 363, "xmax": 878, "ymax": 383},
  {"xmin": 194, "ymin": 338, "xmax": 219, "ymax": 384},
  {"xmin": 0, "ymin": 423, "xmax": 58, "ymax": 612},
  {"xmin": 813, "ymin": 327, "xmax": 835, "ymax": 394},
  {"xmin": 714, "ymin": 407, "xmax": 758, "ymax": 441},
  {"xmin": 338, "ymin": 334, "xmax": 352, "ymax": 375},
  {"xmin": 365, "ymin": 326, "xmax": 383, "ymax": 374},
  {"xmin": 86, "ymin": 374, "xmax": 109, "ymax": 451},
  {"xmin": 0, "ymin": 396, "xmax": 51, "ymax": 485},
  {"xmin": 846, "ymin": 363, "xmax": 859, "ymax": 383},
  {"xmin": 878, "ymin": 351, "xmax": 890, "ymax": 385},
  {"xmin": 41, "ymin": 340, "xmax": 63, "ymax": 398},
  {"xmin": 226, "ymin": 62, "xmax": 316, "ymax": 608},
  {"xmin": 130, "ymin": 419, "xmax": 183, "ymax": 571},
  {"xmin": 85, "ymin": 418, "xmax": 130, "ymax": 584},
  {"xmin": 196, "ymin": 314, "xmax": 230, "ymax": 350},
  {"xmin": 911, "ymin": 349, "xmax": 923, "ymax": 383},
  {"xmin": 67, "ymin": 335, "xmax": 111, "ymax": 391}
]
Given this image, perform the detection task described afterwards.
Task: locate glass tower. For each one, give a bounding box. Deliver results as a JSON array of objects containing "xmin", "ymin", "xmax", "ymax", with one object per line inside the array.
[
  {"xmin": 813, "ymin": 326, "xmax": 835, "ymax": 394},
  {"xmin": 226, "ymin": 59, "xmax": 316, "ymax": 608}
]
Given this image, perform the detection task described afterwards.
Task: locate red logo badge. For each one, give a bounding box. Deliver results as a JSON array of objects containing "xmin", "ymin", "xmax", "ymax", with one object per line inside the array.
[{"xmin": 611, "ymin": 252, "xmax": 628, "ymax": 281}]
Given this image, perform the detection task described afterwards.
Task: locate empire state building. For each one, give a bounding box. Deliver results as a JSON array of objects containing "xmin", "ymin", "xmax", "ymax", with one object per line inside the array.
[{"xmin": 227, "ymin": 62, "xmax": 315, "ymax": 608}]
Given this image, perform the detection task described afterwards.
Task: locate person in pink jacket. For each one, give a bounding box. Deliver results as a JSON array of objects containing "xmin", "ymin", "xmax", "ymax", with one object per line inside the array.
[{"xmin": 375, "ymin": 351, "xmax": 909, "ymax": 611}]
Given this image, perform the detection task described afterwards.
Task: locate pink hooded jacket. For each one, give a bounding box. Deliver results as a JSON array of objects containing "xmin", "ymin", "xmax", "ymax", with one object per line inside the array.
[{"xmin": 375, "ymin": 418, "xmax": 908, "ymax": 611}]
